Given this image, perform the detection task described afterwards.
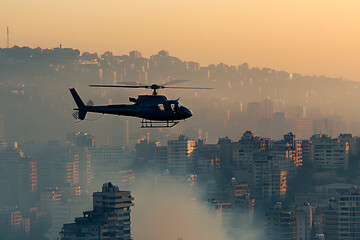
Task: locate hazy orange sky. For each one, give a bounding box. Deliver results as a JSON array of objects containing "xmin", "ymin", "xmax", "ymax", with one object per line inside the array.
[{"xmin": 1, "ymin": 0, "xmax": 360, "ymax": 80}]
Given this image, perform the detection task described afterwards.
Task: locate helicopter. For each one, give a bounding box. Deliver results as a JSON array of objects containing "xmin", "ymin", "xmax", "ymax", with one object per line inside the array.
[{"xmin": 70, "ymin": 80, "xmax": 212, "ymax": 128}]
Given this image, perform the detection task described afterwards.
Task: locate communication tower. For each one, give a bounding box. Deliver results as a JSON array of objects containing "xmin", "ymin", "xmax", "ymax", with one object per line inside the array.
[{"xmin": 6, "ymin": 27, "xmax": 9, "ymax": 48}]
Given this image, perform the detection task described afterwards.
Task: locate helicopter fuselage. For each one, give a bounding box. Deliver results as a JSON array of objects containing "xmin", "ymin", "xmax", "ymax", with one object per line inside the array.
[{"xmin": 71, "ymin": 92, "xmax": 193, "ymax": 121}]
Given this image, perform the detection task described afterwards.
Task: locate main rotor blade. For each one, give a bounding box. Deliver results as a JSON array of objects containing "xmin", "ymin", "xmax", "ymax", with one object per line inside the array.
[
  {"xmin": 162, "ymin": 79, "xmax": 190, "ymax": 86},
  {"xmin": 116, "ymin": 81, "xmax": 148, "ymax": 86},
  {"xmin": 89, "ymin": 84, "xmax": 213, "ymax": 90},
  {"xmin": 89, "ymin": 84, "xmax": 146, "ymax": 88},
  {"xmin": 164, "ymin": 86, "xmax": 213, "ymax": 89}
]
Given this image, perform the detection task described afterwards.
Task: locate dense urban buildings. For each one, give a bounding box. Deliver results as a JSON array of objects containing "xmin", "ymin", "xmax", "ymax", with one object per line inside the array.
[
  {"xmin": 2, "ymin": 46, "xmax": 360, "ymax": 240},
  {"xmin": 2, "ymin": 127, "xmax": 360, "ymax": 239},
  {"xmin": 265, "ymin": 203, "xmax": 297, "ymax": 240},
  {"xmin": 60, "ymin": 182, "xmax": 134, "ymax": 240}
]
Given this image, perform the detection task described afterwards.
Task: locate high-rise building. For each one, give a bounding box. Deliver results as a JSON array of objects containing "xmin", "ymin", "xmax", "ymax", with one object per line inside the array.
[
  {"xmin": 263, "ymin": 169, "xmax": 287, "ymax": 200},
  {"xmin": 338, "ymin": 134, "xmax": 357, "ymax": 155},
  {"xmin": 135, "ymin": 137, "xmax": 159, "ymax": 165},
  {"xmin": 253, "ymin": 153, "xmax": 287, "ymax": 200},
  {"xmin": 265, "ymin": 203, "xmax": 297, "ymax": 240},
  {"xmin": 253, "ymin": 153, "xmax": 270, "ymax": 198},
  {"xmin": 193, "ymin": 140, "xmax": 220, "ymax": 177},
  {"xmin": 316, "ymin": 184, "xmax": 360, "ymax": 240},
  {"xmin": 269, "ymin": 147, "xmax": 295, "ymax": 177},
  {"xmin": 295, "ymin": 117, "xmax": 313, "ymax": 140},
  {"xmin": 295, "ymin": 202, "xmax": 314, "ymax": 240},
  {"xmin": 215, "ymin": 202, "xmax": 232, "ymax": 227},
  {"xmin": 91, "ymin": 146, "xmax": 133, "ymax": 185},
  {"xmin": 310, "ymin": 134, "xmax": 349, "ymax": 172},
  {"xmin": 61, "ymin": 182, "xmax": 134, "ymax": 240},
  {"xmin": 66, "ymin": 160, "xmax": 79, "ymax": 187},
  {"xmin": 155, "ymin": 145, "xmax": 168, "ymax": 168},
  {"xmin": 247, "ymin": 102, "xmax": 261, "ymax": 132},
  {"xmin": 260, "ymin": 99, "xmax": 274, "ymax": 119},
  {"xmin": 66, "ymin": 132, "xmax": 95, "ymax": 148},
  {"xmin": 313, "ymin": 119, "xmax": 338, "ymax": 138},
  {"xmin": 323, "ymin": 198, "xmax": 338, "ymax": 240},
  {"xmin": 36, "ymin": 141, "xmax": 67, "ymax": 191},
  {"xmin": 0, "ymin": 115, "xmax": 4, "ymax": 141},
  {"xmin": 0, "ymin": 145, "xmax": 37, "ymax": 207},
  {"xmin": 129, "ymin": 50, "xmax": 142, "ymax": 59},
  {"xmin": 41, "ymin": 187, "xmax": 69, "ymax": 240},
  {"xmin": 218, "ymin": 137, "xmax": 234, "ymax": 168},
  {"xmin": 333, "ymin": 191, "xmax": 360, "ymax": 240},
  {"xmin": 233, "ymin": 183, "xmax": 255, "ymax": 225},
  {"xmin": 258, "ymin": 117, "xmax": 272, "ymax": 138},
  {"xmin": 74, "ymin": 151, "xmax": 93, "ymax": 189},
  {"xmin": 233, "ymin": 131, "xmax": 264, "ymax": 169},
  {"xmin": 18, "ymin": 156, "xmax": 38, "ymax": 207},
  {"xmin": 167, "ymin": 135, "xmax": 196, "ymax": 175},
  {"xmin": 0, "ymin": 208, "xmax": 31, "ymax": 239},
  {"xmin": 89, "ymin": 145, "xmax": 127, "ymax": 171},
  {"xmin": 157, "ymin": 50, "xmax": 169, "ymax": 57},
  {"xmin": 186, "ymin": 61, "xmax": 200, "ymax": 71},
  {"xmin": 270, "ymin": 132, "xmax": 302, "ymax": 177},
  {"xmin": 301, "ymin": 140, "xmax": 312, "ymax": 164},
  {"xmin": 273, "ymin": 112, "xmax": 286, "ymax": 140}
]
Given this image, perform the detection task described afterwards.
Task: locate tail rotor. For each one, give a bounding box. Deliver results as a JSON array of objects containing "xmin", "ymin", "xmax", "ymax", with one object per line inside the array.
[
  {"xmin": 86, "ymin": 100, "xmax": 94, "ymax": 106},
  {"xmin": 72, "ymin": 111, "xmax": 79, "ymax": 120}
]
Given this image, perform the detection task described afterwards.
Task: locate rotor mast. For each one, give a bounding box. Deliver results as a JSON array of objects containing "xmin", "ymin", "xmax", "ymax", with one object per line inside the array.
[{"xmin": 147, "ymin": 84, "xmax": 164, "ymax": 96}]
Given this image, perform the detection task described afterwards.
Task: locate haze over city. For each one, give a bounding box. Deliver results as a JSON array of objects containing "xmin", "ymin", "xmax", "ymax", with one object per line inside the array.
[{"xmin": 1, "ymin": 1, "xmax": 360, "ymax": 240}]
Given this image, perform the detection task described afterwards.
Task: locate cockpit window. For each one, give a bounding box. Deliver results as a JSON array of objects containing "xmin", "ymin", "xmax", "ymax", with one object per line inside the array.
[
  {"xmin": 177, "ymin": 102, "xmax": 183, "ymax": 108},
  {"xmin": 158, "ymin": 104, "xmax": 165, "ymax": 111}
]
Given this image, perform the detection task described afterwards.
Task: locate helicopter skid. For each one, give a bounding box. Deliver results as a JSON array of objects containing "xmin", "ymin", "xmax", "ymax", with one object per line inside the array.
[{"xmin": 141, "ymin": 119, "xmax": 179, "ymax": 128}]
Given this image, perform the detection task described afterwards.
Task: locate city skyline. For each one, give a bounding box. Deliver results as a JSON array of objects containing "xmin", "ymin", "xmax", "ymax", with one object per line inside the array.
[
  {"xmin": 1, "ymin": 2, "xmax": 360, "ymax": 238},
  {"xmin": 1, "ymin": 45, "xmax": 360, "ymax": 145},
  {"xmin": 1, "ymin": 127, "xmax": 359, "ymax": 240},
  {"xmin": 1, "ymin": 0, "xmax": 360, "ymax": 81}
]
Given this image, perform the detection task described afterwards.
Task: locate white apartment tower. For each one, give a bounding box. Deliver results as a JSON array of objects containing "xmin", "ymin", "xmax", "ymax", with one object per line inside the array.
[
  {"xmin": 61, "ymin": 182, "xmax": 134, "ymax": 240},
  {"xmin": 167, "ymin": 135, "xmax": 196, "ymax": 175}
]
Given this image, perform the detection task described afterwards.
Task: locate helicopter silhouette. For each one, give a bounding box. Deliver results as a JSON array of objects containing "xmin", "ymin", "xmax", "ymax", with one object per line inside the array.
[{"xmin": 70, "ymin": 80, "xmax": 212, "ymax": 128}]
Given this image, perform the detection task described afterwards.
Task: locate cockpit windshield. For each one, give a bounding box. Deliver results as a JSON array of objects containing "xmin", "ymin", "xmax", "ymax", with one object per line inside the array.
[
  {"xmin": 158, "ymin": 104, "xmax": 165, "ymax": 111},
  {"xmin": 177, "ymin": 102, "xmax": 183, "ymax": 108},
  {"xmin": 170, "ymin": 103, "xmax": 175, "ymax": 112},
  {"xmin": 169, "ymin": 101, "xmax": 184, "ymax": 112}
]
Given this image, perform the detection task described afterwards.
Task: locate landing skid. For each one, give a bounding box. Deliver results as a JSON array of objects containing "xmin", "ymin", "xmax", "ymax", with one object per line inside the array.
[{"xmin": 141, "ymin": 119, "xmax": 179, "ymax": 128}]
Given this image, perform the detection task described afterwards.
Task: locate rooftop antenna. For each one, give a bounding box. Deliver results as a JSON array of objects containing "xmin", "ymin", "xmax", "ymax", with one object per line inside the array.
[{"xmin": 6, "ymin": 27, "xmax": 9, "ymax": 48}]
